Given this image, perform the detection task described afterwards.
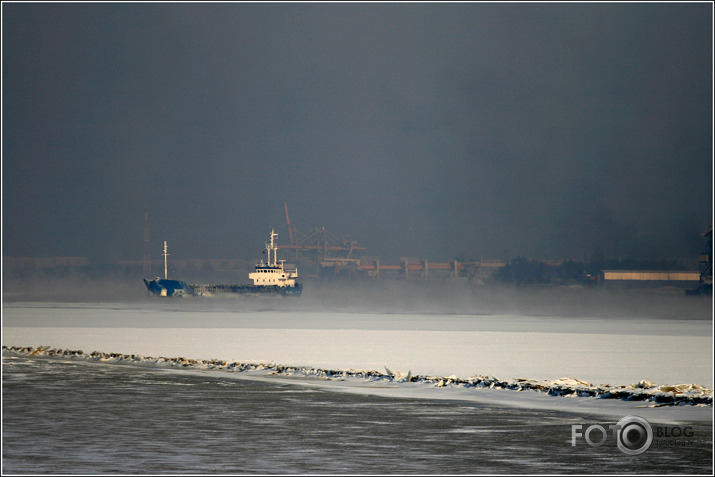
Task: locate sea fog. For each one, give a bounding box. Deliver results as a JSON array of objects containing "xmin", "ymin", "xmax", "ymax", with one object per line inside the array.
[{"xmin": 3, "ymin": 273, "xmax": 712, "ymax": 319}]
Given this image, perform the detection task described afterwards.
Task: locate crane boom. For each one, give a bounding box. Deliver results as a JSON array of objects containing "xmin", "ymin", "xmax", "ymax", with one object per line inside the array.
[{"xmin": 284, "ymin": 202, "xmax": 295, "ymax": 245}]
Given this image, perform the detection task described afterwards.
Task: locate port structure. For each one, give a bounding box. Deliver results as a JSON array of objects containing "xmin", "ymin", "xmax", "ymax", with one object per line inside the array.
[
  {"xmin": 279, "ymin": 203, "xmax": 366, "ymax": 275},
  {"xmin": 278, "ymin": 203, "xmax": 504, "ymax": 280},
  {"xmin": 357, "ymin": 257, "xmax": 504, "ymax": 282},
  {"xmin": 687, "ymin": 223, "xmax": 713, "ymax": 295}
]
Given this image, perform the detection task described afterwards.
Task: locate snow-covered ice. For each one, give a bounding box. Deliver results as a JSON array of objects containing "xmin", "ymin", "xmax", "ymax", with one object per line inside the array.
[
  {"xmin": 3, "ymin": 301, "xmax": 712, "ymax": 386},
  {"xmin": 2, "ymin": 289, "xmax": 712, "ymax": 422},
  {"xmin": 2, "ymin": 324, "xmax": 712, "ymax": 387}
]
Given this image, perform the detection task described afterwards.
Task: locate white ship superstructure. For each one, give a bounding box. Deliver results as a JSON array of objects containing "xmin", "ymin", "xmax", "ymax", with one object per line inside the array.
[{"xmin": 248, "ymin": 229, "xmax": 299, "ymax": 287}]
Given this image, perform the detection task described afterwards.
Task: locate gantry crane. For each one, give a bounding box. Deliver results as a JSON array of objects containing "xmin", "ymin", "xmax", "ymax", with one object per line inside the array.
[{"xmin": 279, "ymin": 203, "xmax": 367, "ymax": 275}]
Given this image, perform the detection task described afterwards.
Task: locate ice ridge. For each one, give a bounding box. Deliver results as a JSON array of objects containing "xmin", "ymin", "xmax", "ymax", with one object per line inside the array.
[{"xmin": 3, "ymin": 345, "xmax": 712, "ymax": 407}]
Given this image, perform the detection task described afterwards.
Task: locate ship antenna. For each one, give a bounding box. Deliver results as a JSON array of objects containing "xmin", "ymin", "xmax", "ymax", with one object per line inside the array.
[
  {"xmin": 270, "ymin": 228, "xmax": 278, "ymax": 267},
  {"xmin": 163, "ymin": 241, "xmax": 169, "ymax": 279}
]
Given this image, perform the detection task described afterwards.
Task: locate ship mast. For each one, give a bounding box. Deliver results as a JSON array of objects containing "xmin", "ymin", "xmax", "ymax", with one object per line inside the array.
[
  {"xmin": 267, "ymin": 229, "xmax": 279, "ymax": 267},
  {"xmin": 162, "ymin": 241, "xmax": 169, "ymax": 279}
]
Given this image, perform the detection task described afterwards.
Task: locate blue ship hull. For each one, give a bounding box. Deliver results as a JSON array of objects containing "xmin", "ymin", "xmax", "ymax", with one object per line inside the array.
[
  {"xmin": 143, "ymin": 279, "xmax": 302, "ymax": 297},
  {"xmin": 143, "ymin": 278, "xmax": 195, "ymax": 297}
]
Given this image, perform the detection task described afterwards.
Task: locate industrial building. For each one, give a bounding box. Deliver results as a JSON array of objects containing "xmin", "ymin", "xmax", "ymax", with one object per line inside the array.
[{"xmin": 601, "ymin": 270, "xmax": 701, "ymax": 288}]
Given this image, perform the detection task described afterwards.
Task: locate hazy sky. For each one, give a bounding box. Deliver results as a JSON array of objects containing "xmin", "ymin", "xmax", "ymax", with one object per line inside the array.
[{"xmin": 3, "ymin": 2, "xmax": 712, "ymax": 263}]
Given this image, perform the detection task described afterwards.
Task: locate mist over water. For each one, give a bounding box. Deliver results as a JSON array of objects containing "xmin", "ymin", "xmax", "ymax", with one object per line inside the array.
[{"xmin": 3, "ymin": 273, "xmax": 712, "ymax": 322}]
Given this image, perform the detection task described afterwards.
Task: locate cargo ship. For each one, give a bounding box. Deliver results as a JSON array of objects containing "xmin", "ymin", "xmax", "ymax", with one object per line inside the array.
[{"xmin": 143, "ymin": 229, "xmax": 302, "ymax": 297}]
